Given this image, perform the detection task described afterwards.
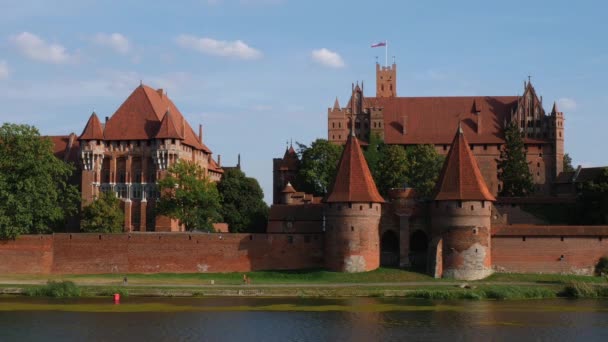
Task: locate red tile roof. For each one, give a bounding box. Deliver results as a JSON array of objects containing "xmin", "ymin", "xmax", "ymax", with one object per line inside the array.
[
  {"xmin": 353, "ymin": 96, "xmax": 519, "ymax": 144},
  {"xmin": 48, "ymin": 134, "xmax": 80, "ymax": 164},
  {"xmin": 282, "ymin": 182, "xmax": 297, "ymax": 193},
  {"xmin": 434, "ymin": 125, "xmax": 496, "ymax": 201},
  {"xmin": 208, "ymin": 157, "xmax": 224, "ymax": 174},
  {"xmin": 78, "ymin": 112, "xmax": 104, "ymax": 140},
  {"xmin": 155, "ymin": 109, "xmax": 183, "ymax": 140},
  {"xmin": 102, "ymin": 84, "xmax": 210, "ymax": 152},
  {"xmin": 326, "ymin": 133, "xmax": 384, "ymax": 203}
]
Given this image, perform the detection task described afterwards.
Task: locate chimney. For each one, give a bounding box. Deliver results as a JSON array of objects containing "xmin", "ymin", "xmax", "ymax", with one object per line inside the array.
[
  {"xmin": 401, "ymin": 116, "xmax": 407, "ymax": 135},
  {"xmin": 237, "ymin": 154, "xmax": 241, "ymax": 170},
  {"xmin": 199, "ymin": 124, "xmax": 203, "ymax": 143},
  {"xmin": 217, "ymin": 154, "xmax": 221, "ymax": 167},
  {"xmin": 157, "ymin": 88, "xmax": 164, "ymax": 98},
  {"xmin": 105, "ymin": 116, "xmax": 109, "ymax": 125}
]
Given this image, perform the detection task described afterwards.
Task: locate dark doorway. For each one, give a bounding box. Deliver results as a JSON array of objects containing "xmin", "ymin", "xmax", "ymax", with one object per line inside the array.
[
  {"xmin": 409, "ymin": 230, "xmax": 428, "ymax": 271},
  {"xmin": 380, "ymin": 230, "xmax": 400, "ymax": 267}
]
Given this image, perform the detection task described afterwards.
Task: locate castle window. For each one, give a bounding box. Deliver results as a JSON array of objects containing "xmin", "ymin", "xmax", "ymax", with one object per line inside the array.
[
  {"xmin": 116, "ymin": 184, "xmax": 127, "ymax": 199},
  {"xmin": 132, "ymin": 185, "xmax": 142, "ymax": 199},
  {"xmin": 537, "ymin": 162, "xmax": 540, "ymax": 167},
  {"xmin": 348, "ymin": 203, "xmax": 352, "ymax": 209},
  {"xmin": 481, "ymin": 201, "xmax": 485, "ymax": 208},
  {"xmin": 118, "ymin": 170, "xmax": 126, "ymax": 183},
  {"xmin": 332, "ymin": 122, "xmax": 335, "ymax": 128},
  {"xmin": 369, "ymin": 203, "xmax": 373, "ymax": 209},
  {"xmin": 559, "ymin": 132, "xmax": 562, "ymax": 138},
  {"xmin": 351, "ymin": 226, "xmax": 354, "ymax": 231},
  {"xmin": 458, "ymin": 201, "xmax": 463, "ymax": 208},
  {"xmin": 339, "ymin": 122, "xmax": 341, "ymax": 128},
  {"xmin": 483, "ymin": 144, "xmax": 487, "ymax": 150},
  {"xmin": 332, "ymin": 135, "xmax": 335, "ymax": 140},
  {"xmin": 381, "ymin": 84, "xmax": 384, "ymax": 91},
  {"xmin": 171, "ymin": 139, "xmax": 175, "ymax": 144},
  {"xmin": 561, "ymin": 236, "xmax": 564, "ymax": 242},
  {"xmin": 360, "ymin": 205, "xmax": 363, "ymax": 211},
  {"xmin": 470, "ymin": 144, "xmax": 474, "ymax": 151},
  {"xmin": 443, "ymin": 145, "xmax": 447, "ymax": 151},
  {"xmin": 470, "ymin": 205, "xmax": 474, "ymax": 211},
  {"xmin": 339, "ymin": 135, "xmax": 341, "ymax": 140},
  {"xmin": 522, "ymin": 237, "xmax": 526, "ymax": 241}
]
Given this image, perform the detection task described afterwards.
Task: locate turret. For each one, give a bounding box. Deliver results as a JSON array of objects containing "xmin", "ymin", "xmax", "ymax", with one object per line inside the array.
[
  {"xmin": 324, "ymin": 130, "xmax": 385, "ymax": 272},
  {"xmin": 431, "ymin": 124, "xmax": 496, "ymax": 280},
  {"xmin": 376, "ymin": 61, "xmax": 397, "ymax": 98},
  {"xmin": 551, "ymin": 101, "xmax": 565, "ymax": 178}
]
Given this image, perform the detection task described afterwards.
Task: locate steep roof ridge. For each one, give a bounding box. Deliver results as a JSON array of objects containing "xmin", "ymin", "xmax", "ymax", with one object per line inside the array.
[
  {"xmin": 434, "ymin": 125, "xmax": 496, "ymax": 201},
  {"xmin": 326, "ymin": 133, "xmax": 384, "ymax": 203}
]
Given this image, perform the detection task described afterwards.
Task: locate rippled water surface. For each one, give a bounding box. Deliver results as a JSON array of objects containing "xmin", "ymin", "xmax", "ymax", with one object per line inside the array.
[{"xmin": 1, "ymin": 297, "xmax": 608, "ymax": 341}]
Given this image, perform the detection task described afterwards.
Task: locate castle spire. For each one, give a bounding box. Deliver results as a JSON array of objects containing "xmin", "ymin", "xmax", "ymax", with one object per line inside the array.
[
  {"xmin": 551, "ymin": 101, "xmax": 559, "ymax": 114},
  {"xmin": 326, "ymin": 133, "xmax": 384, "ymax": 203},
  {"xmin": 434, "ymin": 125, "xmax": 495, "ymax": 201},
  {"xmin": 333, "ymin": 97, "xmax": 340, "ymax": 110},
  {"xmin": 79, "ymin": 112, "xmax": 104, "ymax": 140}
]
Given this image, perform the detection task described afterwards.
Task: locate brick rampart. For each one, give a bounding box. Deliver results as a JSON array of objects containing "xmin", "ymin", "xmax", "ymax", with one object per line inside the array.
[
  {"xmin": 0, "ymin": 233, "xmax": 324, "ymax": 274},
  {"xmin": 492, "ymin": 225, "xmax": 608, "ymax": 275}
]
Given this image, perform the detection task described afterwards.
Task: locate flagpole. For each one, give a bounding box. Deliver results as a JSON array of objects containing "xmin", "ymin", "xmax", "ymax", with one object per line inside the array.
[{"xmin": 385, "ymin": 40, "xmax": 388, "ymax": 67}]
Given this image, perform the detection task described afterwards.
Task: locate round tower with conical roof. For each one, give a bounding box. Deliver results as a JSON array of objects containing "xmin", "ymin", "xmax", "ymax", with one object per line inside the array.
[
  {"xmin": 324, "ymin": 132, "xmax": 385, "ymax": 272},
  {"xmin": 431, "ymin": 124, "xmax": 496, "ymax": 280}
]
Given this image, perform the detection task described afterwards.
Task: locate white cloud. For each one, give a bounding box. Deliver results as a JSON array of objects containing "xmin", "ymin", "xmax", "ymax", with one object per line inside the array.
[
  {"xmin": 0, "ymin": 61, "xmax": 8, "ymax": 79},
  {"xmin": 311, "ymin": 48, "xmax": 345, "ymax": 68},
  {"xmin": 91, "ymin": 33, "xmax": 130, "ymax": 54},
  {"xmin": 10, "ymin": 32, "xmax": 75, "ymax": 64},
  {"xmin": 175, "ymin": 35, "xmax": 262, "ymax": 60},
  {"xmin": 557, "ymin": 97, "xmax": 577, "ymax": 111}
]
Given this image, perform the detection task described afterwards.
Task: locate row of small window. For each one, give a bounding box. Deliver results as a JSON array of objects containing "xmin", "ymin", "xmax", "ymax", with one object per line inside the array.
[
  {"xmin": 102, "ymin": 170, "xmax": 155, "ymax": 183},
  {"xmin": 100, "ymin": 184, "xmax": 159, "ymax": 200}
]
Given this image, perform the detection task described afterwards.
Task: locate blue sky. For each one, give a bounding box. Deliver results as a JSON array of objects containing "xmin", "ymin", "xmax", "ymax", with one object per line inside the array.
[{"xmin": 0, "ymin": 0, "xmax": 606, "ymax": 203}]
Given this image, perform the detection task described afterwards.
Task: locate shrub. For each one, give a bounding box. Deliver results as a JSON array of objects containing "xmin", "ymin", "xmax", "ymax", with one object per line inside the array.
[
  {"xmin": 595, "ymin": 257, "xmax": 608, "ymax": 276},
  {"xmin": 25, "ymin": 280, "xmax": 81, "ymax": 298}
]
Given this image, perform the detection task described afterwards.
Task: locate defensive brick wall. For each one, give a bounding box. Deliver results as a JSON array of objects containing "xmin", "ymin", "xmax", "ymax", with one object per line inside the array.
[
  {"xmin": 0, "ymin": 233, "xmax": 324, "ymax": 274},
  {"xmin": 492, "ymin": 225, "xmax": 608, "ymax": 275}
]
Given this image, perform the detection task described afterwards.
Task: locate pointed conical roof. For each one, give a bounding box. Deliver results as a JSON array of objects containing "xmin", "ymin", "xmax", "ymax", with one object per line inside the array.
[
  {"xmin": 551, "ymin": 101, "xmax": 559, "ymax": 114},
  {"xmin": 155, "ymin": 108, "xmax": 184, "ymax": 139},
  {"xmin": 282, "ymin": 182, "xmax": 297, "ymax": 193},
  {"xmin": 79, "ymin": 112, "xmax": 104, "ymax": 140},
  {"xmin": 434, "ymin": 125, "xmax": 495, "ymax": 201},
  {"xmin": 326, "ymin": 134, "xmax": 384, "ymax": 203},
  {"xmin": 280, "ymin": 144, "xmax": 299, "ymax": 170},
  {"xmin": 333, "ymin": 97, "xmax": 340, "ymax": 110}
]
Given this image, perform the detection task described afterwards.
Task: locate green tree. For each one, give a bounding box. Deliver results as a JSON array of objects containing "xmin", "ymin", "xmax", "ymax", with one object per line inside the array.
[
  {"xmin": 0, "ymin": 123, "xmax": 79, "ymax": 239},
  {"xmin": 577, "ymin": 168, "xmax": 608, "ymax": 224},
  {"xmin": 374, "ymin": 144, "xmax": 409, "ymax": 196},
  {"xmin": 295, "ymin": 139, "xmax": 343, "ymax": 196},
  {"xmin": 156, "ymin": 160, "xmax": 221, "ymax": 232},
  {"xmin": 404, "ymin": 144, "xmax": 445, "ymax": 199},
  {"xmin": 363, "ymin": 132, "xmax": 383, "ymax": 181},
  {"xmin": 563, "ymin": 153, "xmax": 575, "ymax": 173},
  {"xmin": 217, "ymin": 168, "xmax": 269, "ymax": 233},
  {"xmin": 498, "ymin": 122, "xmax": 535, "ymax": 197},
  {"xmin": 80, "ymin": 191, "xmax": 124, "ymax": 233}
]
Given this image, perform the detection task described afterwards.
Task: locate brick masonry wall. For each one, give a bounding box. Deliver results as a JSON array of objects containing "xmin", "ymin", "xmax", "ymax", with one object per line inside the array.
[
  {"xmin": 492, "ymin": 236, "xmax": 608, "ymax": 275},
  {"xmin": 0, "ymin": 235, "xmax": 54, "ymax": 274},
  {"xmin": 0, "ymin": 233, "xmax": 324, "ymax": 274}
]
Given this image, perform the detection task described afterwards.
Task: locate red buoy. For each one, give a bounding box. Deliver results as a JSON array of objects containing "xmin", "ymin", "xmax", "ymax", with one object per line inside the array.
[{"xmin": 113, "ymin": 293, "xmax": 120, "ymax": 304}]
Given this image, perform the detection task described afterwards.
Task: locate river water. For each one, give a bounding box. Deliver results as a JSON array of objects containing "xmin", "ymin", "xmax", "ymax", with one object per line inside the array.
[{"xmin": 1, "ymin": 297, "xmax": 607, "ymax": 341}]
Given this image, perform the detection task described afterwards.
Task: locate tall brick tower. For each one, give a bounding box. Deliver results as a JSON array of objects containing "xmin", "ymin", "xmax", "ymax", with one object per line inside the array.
[
  {"xmin": 551, "ymin": 102, "xmax": 565, "ymax": 178},
  {"xmin": 431, "ymin": 124, "xmax": 496, "ymax": 280},
  {"xmin": 376, "ymin": 62, "xmax": 396, "ymax": 98},
  {"xmin": 272, "ymin": 144, "xmax": 300, "ymax": 204},
  {"xmin": 324, "ymin": 129, "xmax": 385, "ymax": 272}
]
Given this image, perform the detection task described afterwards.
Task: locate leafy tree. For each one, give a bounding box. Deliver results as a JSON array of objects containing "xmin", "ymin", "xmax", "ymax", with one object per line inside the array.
[
  {"xmin": 156, "ymin": 160, "xmax": 221, "ymax": 232},
  {"xmin": 363, "ymin": 132, "xmax": 383, "ymax": 181},
  {"xmin": 80, "ymin": 191, "xmax": 124, "ymax": 233},
  {"xmin": 0, "ymin": 123, "xmax": 79, "ymax": 239},
  {"xmin": 498, "ymin": 122, "xmax": 535, "ymax": 197},
  {"xmin": 295, "ymin": 139, "xmax": 343, "ymax": 197},
  {"xmin": 563, "ymin": 153, "xmax": 575, "ymax": 173},
  {"xmin": 217, "ymin": 168, "xmax": 269, "ymax": 233},
  {"xmin": 404, "ymin": 144, "xmax": 445, "ymax": 199},
  {"xmin": 577, "ymin": 168, "xmax": 608, "ymax": 224},
  {"xmin": 374, "ymin": 144, "xmax": 409, "ymax": 196}
]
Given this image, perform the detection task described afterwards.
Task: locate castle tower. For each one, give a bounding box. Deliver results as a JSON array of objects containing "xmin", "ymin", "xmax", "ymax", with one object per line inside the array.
[
  {"xmin": 376, "ymin": 62, "xmax": 396, "ymax": 98},
  {"xmin": 78, "ymin": 112, "xmax": 105, "ymax": 206},
  {"xmin": 551, "ymin": 102, "xmax": 565, "ymax": 178},
  {"xmin": 324, "ymin": 130, "xmax": 385, "ymax": 272},
  {"xmin": 431, "ymin": 124, "xmax": 496, "ymax": 280},
  {"xmin": 272, "ymin": 144, "xmax": 300, "ymax": 204}
]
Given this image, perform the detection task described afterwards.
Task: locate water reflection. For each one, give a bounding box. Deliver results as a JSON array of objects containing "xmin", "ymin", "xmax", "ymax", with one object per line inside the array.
[{"xmin": 1, "ymin": 297, "xmax": 608, "ymax": 341}]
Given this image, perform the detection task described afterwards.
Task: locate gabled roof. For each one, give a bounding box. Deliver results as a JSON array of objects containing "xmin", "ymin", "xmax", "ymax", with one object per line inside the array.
[
  {"xmin": 434, "ymin": 125, "xmax": 496, "ymax": 201},
  {"xmin": 208, "ymin": 157, "xmax": 224, "ymax": 174},
  {"xmin": 155, "ymin": 109, "xmax": 183, "ymax": 140},
  {"xmin": 79, "ymin": 112, "xmax": 104, "ymax": 140},
  {"xmin": 346, "ymin": 95, "xmax": 520, "ymax": 144},
  {"xmin": 102, "ymin": 84, "xmax": 210, "ymax": 152},
  {"xmin": 326, "ymin": 133, "xmax": 384, "ymax": 203},
  {"xmin": 49, "ymin": 134, "xmax": 80, "ymax": 164}
]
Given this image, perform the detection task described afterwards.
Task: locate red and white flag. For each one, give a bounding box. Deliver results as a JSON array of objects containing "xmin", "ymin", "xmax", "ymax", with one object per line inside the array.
[{"xmin": 371, "ymin": 41, "xmax": 386, "ymax": 48}]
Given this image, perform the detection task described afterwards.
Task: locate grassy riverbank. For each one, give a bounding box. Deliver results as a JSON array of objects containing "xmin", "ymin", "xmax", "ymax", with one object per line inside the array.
[{"xmin": 1, "ymin": 269, "xmax": 607, "ymax": 300}]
